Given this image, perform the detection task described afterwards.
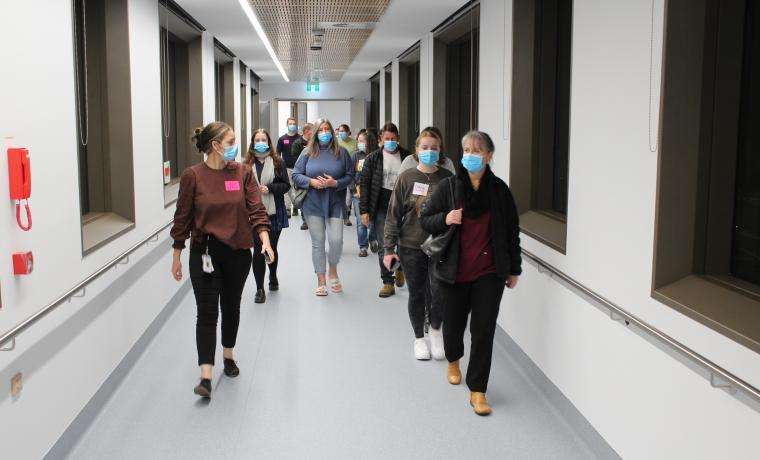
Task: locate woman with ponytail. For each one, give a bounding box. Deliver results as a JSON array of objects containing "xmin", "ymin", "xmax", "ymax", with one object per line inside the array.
[{"xmin": 170, "ymin": 122, "xmax": 274, "ymax": 399}]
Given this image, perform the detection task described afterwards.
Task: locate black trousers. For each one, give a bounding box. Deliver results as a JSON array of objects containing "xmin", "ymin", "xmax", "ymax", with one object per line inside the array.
[
  {"xmin": 253, "ymin": 228, "xmax": 281, "ymax": 289},
  {"xmin": 189, "ymin": 237, "xmax": 252, "ymax": 366},
  {"xmin": 437, "ymin": 273, "xmax": 505, "ymax": 393},
  {"xmin": 399, "ymin": 247, "xmax": 442, "ymax": 338}
]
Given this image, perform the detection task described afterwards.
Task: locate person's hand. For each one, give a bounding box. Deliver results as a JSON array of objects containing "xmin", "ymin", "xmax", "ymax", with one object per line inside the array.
[
  {"xmin": 506, "ymin": 275, "xmax": 519, "ymax": 289},
  {"xmin": 310, "ymin": 178, "xmax": 326, "ymax": 189},
  {"xmin": 384, "ymin": 254, "xmax": 400, "ymax": 271},
  {"xmin": 262, "ymin": 243, "xmax": 276, "ymax": 264},
  {"xmin": 320, "ymin": 175, "xmax": 338, "ymax": 188},
  {"xmin": 259, "ymin": 185, "xmax": 269, "ymax": 194},
  {"xmin": 446, "ymin": 208, "xmax": 463, "ymax": 225},
  {"xmin": 361, "ymin": 213, "xmax": 370, "ymax": 227},
  {"xmin": 171, "ymin": 252, "xmax": 182, "ymax": 281}
]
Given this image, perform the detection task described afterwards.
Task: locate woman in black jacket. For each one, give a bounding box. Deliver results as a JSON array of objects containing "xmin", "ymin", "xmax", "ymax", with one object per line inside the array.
[
  {"xmin": 245, "ymin": 129, "xmax": 291, "ymax": 304},
  {"xmin": 420, "ymin": 130, "xmax": 522, "ymax": 416}
]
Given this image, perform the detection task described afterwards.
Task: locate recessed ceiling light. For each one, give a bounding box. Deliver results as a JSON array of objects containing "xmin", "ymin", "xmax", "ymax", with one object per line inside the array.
[{"xmin": 237, "ymin": 0, "xmax": 289, "ymax": 82}]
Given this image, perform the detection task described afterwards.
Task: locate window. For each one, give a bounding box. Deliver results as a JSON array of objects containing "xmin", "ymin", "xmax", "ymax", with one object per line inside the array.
[
  {"xmin": 654, "ymin": 0, "xmax": 760, "ymax": 353},
  {"xmin": 369, "ymin": 72, "xmax": 380, "ymax": 129},
  {"xmin": 250, "ymin": 70, "xmax": 260, "ymax": 131},
  {"xmin": 509, "ymin": 0, "xmax": 572, "ymax": 253},
  {"xmin": 73, "ymin": 0, "xmax": 135, "ymax": 253},
  {"xmin": 214, "ymin": 40, "xmax": 235, "ymax": 126},
  {"xmin": 159, "ymin": 0, "xmax": 204, "ymax": 205},
  {"xmin": 399, "ymin": 44, "xmax": 421, "ymax": 149},
  {"xmin": 240, "ymin": 63, "xmax": 248, "ymax": 154},
  {"xmin": 384, "ymin": 64, "xmax": 392, "ymax": 123},
  {"xmin": 432, "ymin": 3, "xmax": 480, "ymax": 164}
]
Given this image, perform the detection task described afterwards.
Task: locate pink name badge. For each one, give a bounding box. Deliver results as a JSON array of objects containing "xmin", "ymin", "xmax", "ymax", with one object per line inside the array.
[
  {"xmin": 225, "ymin": 180, "xmax": 241, "ymax": 192},
  {"xmin": 284, "ymin": 139, "xmax": 290, "ymax": 145}
]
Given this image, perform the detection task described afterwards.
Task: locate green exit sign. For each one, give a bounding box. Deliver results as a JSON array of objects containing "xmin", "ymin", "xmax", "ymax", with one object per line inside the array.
[{"xmin": 306, "ymin": 81, "xmax": 320, "ymax": 92}]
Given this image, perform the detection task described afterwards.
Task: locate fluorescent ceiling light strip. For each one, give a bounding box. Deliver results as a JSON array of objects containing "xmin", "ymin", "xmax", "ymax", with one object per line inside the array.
[{"xmin": 237, "ymin": 0, "xmax": 289, "ymax": 82}]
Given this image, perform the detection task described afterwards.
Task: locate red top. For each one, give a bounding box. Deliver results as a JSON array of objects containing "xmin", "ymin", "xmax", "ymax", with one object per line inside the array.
[
  {"xmin": 456, "ymin": 212, "xmax": 497, "ymax": 283},
  {"xmin": 171, "ymin": 162, "xmax": 271, "ymax": 250}
]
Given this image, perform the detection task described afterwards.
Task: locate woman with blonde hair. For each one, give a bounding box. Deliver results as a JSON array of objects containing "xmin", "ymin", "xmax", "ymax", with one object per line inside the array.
[
  {"xmin": 292, "ymin": 119, "xmax": 355, "ymax": 296},
  {"xmin": 245, "ymin": 129, "xmax": 290, "ymax": 304}
]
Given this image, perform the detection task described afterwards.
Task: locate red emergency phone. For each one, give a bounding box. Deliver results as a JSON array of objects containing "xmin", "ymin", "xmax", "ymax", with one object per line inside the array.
[{"xmin": 8, "ymin": 147, "xmax": 32, "ymax": 231}]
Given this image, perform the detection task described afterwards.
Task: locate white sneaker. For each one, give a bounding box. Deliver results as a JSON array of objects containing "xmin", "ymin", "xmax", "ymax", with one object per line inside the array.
[
  {"xmin": 414, "ymin": 338, "xmax": 431, "ymax": 360},
  {"xmin": 429, "ymin": 328, "xmax": 445, "ymax": 360}
]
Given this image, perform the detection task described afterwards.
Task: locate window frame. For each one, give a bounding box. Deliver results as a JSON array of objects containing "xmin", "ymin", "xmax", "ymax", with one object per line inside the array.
[
  {"xmin": 509, "ymin": 0, "xmax": 573, "ymax": 254},
  {"xmin": 653, "ymin": 0, "xmax": 760, "ymax": 353},
  {"xmin": 72, "ymin": 0, "xmax": 136, "ymax": 255}
]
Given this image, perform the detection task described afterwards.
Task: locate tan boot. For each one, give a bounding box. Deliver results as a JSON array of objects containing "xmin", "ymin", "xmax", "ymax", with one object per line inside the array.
[
  {"xmin": 395, "ymin": 269, "xmax": 406, "ymax": 287},
  {"xmin": 447, "ymin": 361, "xmax": 462, "ymax": 385},
  {"xmin": 470, "ymin": 392, "xmax": 492, "ymax": 416},
  {"xmin": 379, "ymin": 283, "xmax": 395, "ymax": 298}
]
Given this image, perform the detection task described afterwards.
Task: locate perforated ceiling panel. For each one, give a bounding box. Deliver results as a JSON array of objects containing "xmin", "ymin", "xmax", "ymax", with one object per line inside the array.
[{"xmin": 248, "ymin": 0, "xmax": 389, "ymax": 81}]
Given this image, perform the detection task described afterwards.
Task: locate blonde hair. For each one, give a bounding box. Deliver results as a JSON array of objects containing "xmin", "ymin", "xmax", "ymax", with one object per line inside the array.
[
  {"xmin": 306, "ymin": 119, "xmax": 341, "ymax": 158},
  {"xmin": 414, "ymin": 128, "xmax": 445, "ymax": 166}
]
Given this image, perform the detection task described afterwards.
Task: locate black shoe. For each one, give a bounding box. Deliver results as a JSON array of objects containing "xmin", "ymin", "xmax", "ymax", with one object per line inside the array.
[
  {"xmin": 223, "ymin": 358, "xmax": 240, "ymax": 377},
  {"xmin": 286, "ymin": 209, "xmax": 292, "ymax": 218},
  {"xmin": 194, "ymin": 378, "xmax": 212, "ymax": 397},
  {"xmin": 269, "ymin": 279, "xmax": 279, "ymax": 291},
  {"xmin": 369, "ymin": 240, "xmax": 380, "ymax": 253},
  {"xmin": 255, "ymin": 289, "xmax": 266, "ymax": 303},
  {"xmin": 292, "ymin": 208, "xmax": 299, "ymax": 216},
  {"xmin": 359, "ymin": 248, "xmax": 368, "ymax": 257},
  {"xmin": 344, "ymin": 218, "xmax": 352, "ymax": 227},
  {"xmin": 301, "ymin": 222, "xmax": 309, "ymax": 230}
]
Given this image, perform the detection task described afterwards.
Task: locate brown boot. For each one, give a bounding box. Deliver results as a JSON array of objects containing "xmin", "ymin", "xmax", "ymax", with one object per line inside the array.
[
  {"xmin": 395, "ymin": 269, "xmax": 406, "ymax": 287},
  {"xmin": 447, "ymin": 361, "xmax": 462, "ymax": 385},
  {"xmin": 379, "ymin": 283, "xmax": 395, "ymax": 298},
  {"xmin": 470, "ymin": 392, "xmax": 492, "ymax": 416}
]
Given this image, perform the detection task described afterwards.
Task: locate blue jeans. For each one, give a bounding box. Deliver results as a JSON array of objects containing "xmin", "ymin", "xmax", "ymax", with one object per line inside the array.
[
  {"xmin": 352, "ymin": 196, "xmax": 369, "ymax": 249},
  {"xmin": 304, "ymin": 215, "xmax": 344, "ymax": 274}
]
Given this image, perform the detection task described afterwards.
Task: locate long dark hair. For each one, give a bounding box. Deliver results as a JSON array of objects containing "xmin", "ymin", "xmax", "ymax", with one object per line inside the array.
[
  {"xmin": 245, "ymin": 128, "xmax": 283, "ymax": 172},
  {"xmin": 358, "ymin": 129, "xmax": 378, "ymax": 154}
]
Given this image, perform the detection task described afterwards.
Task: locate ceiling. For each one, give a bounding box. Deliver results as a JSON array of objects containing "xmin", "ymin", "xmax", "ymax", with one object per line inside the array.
[
  {"xmin": 176, "ymin": 0, "xmax": 471, "ymax": 83},
  {"xmin": 247, "ymin": 0, "xmax": 390, "ymax": 82}
]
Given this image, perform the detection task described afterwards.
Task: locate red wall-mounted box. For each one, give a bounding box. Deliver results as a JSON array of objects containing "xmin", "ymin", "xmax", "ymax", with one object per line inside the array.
[{"xmin": 12, "ymin": 252, "xmax": 33, "ymax": 275}]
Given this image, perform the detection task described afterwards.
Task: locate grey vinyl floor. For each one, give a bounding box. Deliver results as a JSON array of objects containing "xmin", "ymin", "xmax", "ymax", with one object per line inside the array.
[{"xmin": 64, "ymin": 220, "xmax": 617, "ymax": 460}]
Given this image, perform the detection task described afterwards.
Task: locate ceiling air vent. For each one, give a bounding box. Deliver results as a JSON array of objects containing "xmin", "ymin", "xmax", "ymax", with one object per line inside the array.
[{"xmin": 316, "ymin": 22, "xmax": 376, "ymax": 30}]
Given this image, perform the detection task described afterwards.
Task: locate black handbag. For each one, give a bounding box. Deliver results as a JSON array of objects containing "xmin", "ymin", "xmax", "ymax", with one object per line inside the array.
[
  {"xmin": 291, "ymin": 150, "xmax": 310, "ymax": 209},
  {"xmin": 420, "ymin": 178, "xmax": 456, "ymax": 262}
]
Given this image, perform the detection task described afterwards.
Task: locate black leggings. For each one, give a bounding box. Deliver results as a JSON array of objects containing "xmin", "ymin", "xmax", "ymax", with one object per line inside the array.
[
  {"xmin": 189, "ymin": 237, "xmax": 252, "ymax": 366},
  {"xmin": 252, "ymin": 228, "xmax": 281, "ymax": 289},
  {"xmin": 399, "ymin": 247, "xmax": 442, "ymax": 338},
  {"xmin": 437, "ymin": 273, "xmax": 505, "ymax": 393}
]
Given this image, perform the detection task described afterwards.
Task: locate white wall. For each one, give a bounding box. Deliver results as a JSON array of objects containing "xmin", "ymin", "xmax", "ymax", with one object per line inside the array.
[
  {"xmin": 476, "ymin": 0, "xmax": 760, "ymax": 458},
  {"xmin": 0, "ymin": 0, "xmax": 240, "ymax": 457},
  {"xmin": 277, "ymin": 100, "xmax": 291, "ymax": 138},
  {"xmin": 391, "ymin": 59, "xmax": 400, "ymax": 125},
  {"xmin": 312, "ymin": 100, "xmax": 352, "ymax": 128},
  {"xmin": 419, "ymin": 32, "xmax": 435, "ymax": 129}
]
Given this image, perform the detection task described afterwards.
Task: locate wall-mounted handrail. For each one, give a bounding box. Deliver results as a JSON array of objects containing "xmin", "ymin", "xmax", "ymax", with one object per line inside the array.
[
  {"xmin": 521, "ymin": 248, "xmax": 760, "ymax": 406},
  {"xmin": 0, "ymin": 220, "xmax": 174, "ymax": 351}
]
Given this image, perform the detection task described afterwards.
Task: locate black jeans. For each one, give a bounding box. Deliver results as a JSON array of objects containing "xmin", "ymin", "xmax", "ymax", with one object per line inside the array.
[
  {"xmin": 437, "ymin": 273, "xmax": 505, "ymax": 393},
  {"xmin": 373, "ymin": 211, "xmax": 395, "ymax": 284},
  {"xmin": 253, "ymin": 228, "xmax": 281, "ymax": 289},
  {"xmin": 189, "ymin": 237, "xmax": 252, "ymax": 366},
  {"xmin": 399, "ymin": 247, "xmax": 442, "ymax": 338}
]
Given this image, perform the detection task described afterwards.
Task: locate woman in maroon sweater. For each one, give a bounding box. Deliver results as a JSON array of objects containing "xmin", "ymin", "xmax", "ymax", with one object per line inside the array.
[
  {"xmin": 420, "ymin": 130, "xmax": 522, "ymax": 416},
  {"xmin": 170, "ymin": 122, "xmax": 273, "ymax": 398}
]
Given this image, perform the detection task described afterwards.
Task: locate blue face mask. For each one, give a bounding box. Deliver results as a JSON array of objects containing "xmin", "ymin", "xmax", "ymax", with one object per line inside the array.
[
  {"xmin": 418, "ymin": 150, "xmax": 440, "ymax": 166},
  {"xmin": 461, "ymin": 153, "xmax": 485, "ymax": 173},
  {"xmin": 357, "ymin": 142, "xmax": 366, "ymax": 152},
  {"xmin": 223, "ymin": 144, "xmax": 239, "ymax": 161},
  {"xmin": 318, "ymin": 132, "xmax": 333, "ymax": 144},
  {"xmin": 254, "ymin": 142, "xmax": 270, "ymax": 155},
  {"xmin": 384, "ymin": 140, "xmax": 398, "ymax": 152},
  {"xmin": 287, "ymin": 124, "xmax": 297, "ymax": 133},
  {"xmin": 337, "ymin": 132, "xmax": 348, "ymax": 141}
]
